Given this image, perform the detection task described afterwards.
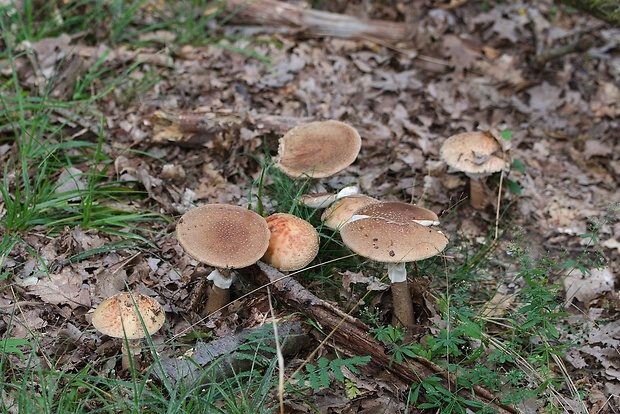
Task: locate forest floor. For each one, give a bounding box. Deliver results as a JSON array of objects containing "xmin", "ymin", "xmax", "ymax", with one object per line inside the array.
[{"xmin": 1, "ymin": 0, "xmax": 619, "ymax": 412}]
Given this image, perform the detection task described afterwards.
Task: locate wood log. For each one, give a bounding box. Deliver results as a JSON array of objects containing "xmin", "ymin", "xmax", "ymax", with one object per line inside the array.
[
  {"xmin": 150, "ymin": 109, "xmax": 314, "ymax": 145},
  {"xmin": 224, "ymin": 0, "xmax": 408, "ymax": 43},
  {"xmin": 241, "ymin": 262, "xmax": 517, "ymax": 413}
]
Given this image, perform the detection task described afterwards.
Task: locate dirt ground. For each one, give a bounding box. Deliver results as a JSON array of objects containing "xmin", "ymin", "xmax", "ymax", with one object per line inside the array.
[{"xmin": 2, "ymin": 0, "xmax": 620, "ymax": 412}]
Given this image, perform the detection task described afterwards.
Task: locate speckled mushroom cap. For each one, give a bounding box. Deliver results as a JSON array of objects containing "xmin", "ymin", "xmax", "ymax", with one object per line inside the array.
[
  {"xmin": 276, "ymin": 120, "xmax": 362, "ymax": 178},
  {"xmin": 262, "ymin": 213, "xmax": 319, "ymax": 271},
  {"xmin": 340, "ymin": 203, "xmax": 448, "ymax": 263},
  {"xmin": 92, "ymin": 292, "xmax": 164, "ymax": 340},
  {"xmin": 321, "ymin": 195, "xmax": 379, "ymax": 230},
  {"xmin": 439, "ymin": 131, "xmax": 509, "ymax": 176},
  {"xmin": 176, "ymin": 204, "xmax": 270, "ymax": 269},
  {"xmin": 353, "ymin": 201, "xmax": 440, "ymax": 226}
]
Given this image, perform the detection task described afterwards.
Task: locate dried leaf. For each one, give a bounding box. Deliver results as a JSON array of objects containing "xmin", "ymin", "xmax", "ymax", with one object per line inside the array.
[
  {"xmin": 27, "ymin": 267, "xmax": 91, "ymax": 309},
  {"xmin": 340, "ymin": 270, "xmax": 389, "ymax": 293}
]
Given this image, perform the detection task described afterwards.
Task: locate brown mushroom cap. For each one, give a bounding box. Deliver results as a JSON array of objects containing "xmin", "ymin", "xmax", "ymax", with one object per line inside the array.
[
  {"xmin": 439, "ymin": 131, "xmax": 509, "ymax": 176},
  {"xmin": 276, "ymin": 120, "xmax": 362, "ymax": 178},
  {"xmin": 353, "ymin": 201, "xmax": 440, "ymax": 226},
  {"xmin": 92, "ymin": 292, "xmax": 164, "ymax": 340},
  {"xmin": 262, "ymin": 213, "xmax": 319, "ymax": 271},
  {"xmin": 340, "ymin": 202, "xmax": 448, "ymax": 263},
  {"xmin": 176, "ymin": 204, "xmax": 270, "ymax": 269},
  {"xmin": 321, "ymin": 195, "xmax": 380, "ymax": 230}
]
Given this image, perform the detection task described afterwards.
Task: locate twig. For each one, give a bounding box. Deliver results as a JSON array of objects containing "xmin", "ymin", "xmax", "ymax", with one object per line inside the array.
[
  {"xmin": 534, "ymin": 35, "xmax": 595, "ymax": 68},
  {"xmin": 224, "ymin": 0, "xmax": 408, "ymax": 43}
]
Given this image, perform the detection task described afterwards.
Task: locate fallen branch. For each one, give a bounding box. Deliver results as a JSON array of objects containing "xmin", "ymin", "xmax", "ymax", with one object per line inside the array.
[
  {"xmin": 242, "ymin": 262, "xmax": 517, "ymax": 413},
  {"xmin": 150, "ymin": 109, "xmax": 313, "ymax": 145},
  {"xmin": 224, "ymin": 0, "xmax": 408, "ymax": 43}
]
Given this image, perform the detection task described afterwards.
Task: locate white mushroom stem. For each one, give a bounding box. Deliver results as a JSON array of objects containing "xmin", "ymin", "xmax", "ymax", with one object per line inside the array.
[
  {"xmin": 203, "ymin": 268, "xmax": 235, "ymax": 315},
  {"xmin": 388, "ymin": 261, "xmax": 407, "ymax": 283},
  {"xmin": 466, "ymin": 172, "xmax": 490, "ymax": 210},
  {"xmin": 388, "ymin": 262, "xmax": 415, "ymax": 341}
]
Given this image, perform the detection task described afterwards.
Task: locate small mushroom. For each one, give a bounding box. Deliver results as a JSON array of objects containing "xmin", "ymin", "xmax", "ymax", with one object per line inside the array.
[
  {"xmin": 299, "ymin": 185, "xmax": 361, "ymax": 209},
  {"xmin": 176, "ymin": 204, "xmax": 271, "ymax": 315},
  {"xmin": 262, "ymin": 213, "xmax": 319, "ymax": 272},
  {"xmin": 92, "ymin": 292, "xmax": 165, "ymax": 371},
  {"xmin": 321, "ymin": 195, "xmax": 380, "ymax": 230},
  {"xmin": 340, "ymin": 202, "xmax": 447, "ymax": 338},
  {"xmin": 439, "ymin": 131, "xmax": 509, "ymax": 209},
  {"xmin": 276, "ymin": 120, "xmax": 361, "ymax": 179}
]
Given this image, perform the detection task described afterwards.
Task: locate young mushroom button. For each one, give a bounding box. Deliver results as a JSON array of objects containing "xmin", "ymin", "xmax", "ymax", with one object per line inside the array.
[
  {"xmin": 439, "ymin": 131, "xmax": 510, "ymax": 209},
  {"xmin": 176, "ymin": 204, "xmax": 271, "ymax": 315}
]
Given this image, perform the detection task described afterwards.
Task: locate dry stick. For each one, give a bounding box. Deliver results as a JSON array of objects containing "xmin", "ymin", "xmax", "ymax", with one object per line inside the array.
[
  {"xmin": 244, "ymin": 262, "xmax": 517, "ymax": 414},
  {"xmin": 224, "ymin": 0, "xmax": 408, "ymax": 43},
  {"xmin": 151, "ymin": 110, "xmax": 315, "ymax": 145}
]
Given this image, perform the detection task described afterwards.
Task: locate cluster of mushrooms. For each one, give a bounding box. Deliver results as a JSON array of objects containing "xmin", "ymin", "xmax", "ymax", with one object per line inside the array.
[
  {"xmin": 175, "ymin": 121, "xmax": 510, "ymax": 335},
  {"xmin": 91, "ymin": 121, "xmax": 510, "ymax": 369}
]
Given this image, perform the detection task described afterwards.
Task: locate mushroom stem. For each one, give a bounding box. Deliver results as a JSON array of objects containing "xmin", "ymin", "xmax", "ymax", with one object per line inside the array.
[
  {"xmin": 387, "ymin": 262, "xmax": 415, "ymax": 341},
  {"xmin": 203, "ymin": 285, "xmax": 231, "ymax": 316},
  {"xmin": 120, "ymin": 339, "xmax": 142, "ymax": 371},
  {"xmin": 203, "ymin": 268, "xmax": 234, "ymax": 315},
  {"xmin": 468, "ymin": 176, "xmax": 487, "ymax": 209}
]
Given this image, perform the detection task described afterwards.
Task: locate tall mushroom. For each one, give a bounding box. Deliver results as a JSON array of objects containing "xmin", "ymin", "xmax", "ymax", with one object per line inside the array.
[
  {"xmin": 276, "ymin": 120, "xmax": 362, "ymax": 179},
  {"xmin": 92, "ymin": 292, "xmax": 165, "ymax": 371},
  {"xmin": 439, "ymin": 131, "xmax": 510, "ymax": 209},
  {"xmin": 176, "ymin": 204, "xmax": 271, "ymax": 315},
  {"xmin": 262, "ymin": 213, "xmax": 319, "ymax": 272},
  {"xmin": 340, "ymin": 202, "xmax": 448, "ymax": 338}
]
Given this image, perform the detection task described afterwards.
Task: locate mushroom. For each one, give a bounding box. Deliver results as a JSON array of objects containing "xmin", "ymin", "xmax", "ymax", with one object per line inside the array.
[
  {"xmin": 92, "ymin": 292, "xmax": 165, "ymax": 371},
  {"xmin": 299, "ymin": 185, "xmax": 361, "ymax": 209},
  {"xmin": 262, "ymin": 213, "xmax": 319, "ymax": 272},
  {"xmin": 340, "ymin": 202, "xmax": 448, "ymax": 338},
  {"xmin": 439, "ymin": 131, "xmax": 509, "ymax": 209},
  {"xmin": 321, "ymin": 195, "xmax": 380, "ymax": 230},
  {"xmin": 276, "ymin": 120, "xmax": 362, "ymax": 179},
  {"xmin": 176, "ymin": 204, "xmax": 271, "ymax": 315}
]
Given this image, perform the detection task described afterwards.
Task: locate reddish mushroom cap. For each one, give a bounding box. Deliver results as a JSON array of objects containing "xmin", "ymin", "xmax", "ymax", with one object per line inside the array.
[{"xmin": 262, "ymin": 213, "xmax": 319, "ymax": 271}]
